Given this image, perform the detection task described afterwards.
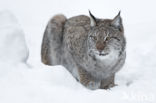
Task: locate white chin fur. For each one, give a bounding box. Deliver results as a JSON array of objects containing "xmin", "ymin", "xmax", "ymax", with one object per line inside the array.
[{"xmin": 95, "ymin": 51, "xmax": 119, "ymax": 61}]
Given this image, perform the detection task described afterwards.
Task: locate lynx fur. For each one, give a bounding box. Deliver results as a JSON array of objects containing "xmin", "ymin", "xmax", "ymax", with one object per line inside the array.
[{"xmin": 41, "ymin": 11, "xmax": 126, "ymax": 90}]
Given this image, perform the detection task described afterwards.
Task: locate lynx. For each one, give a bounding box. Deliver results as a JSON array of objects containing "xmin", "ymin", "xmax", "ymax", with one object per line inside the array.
[{"xmin": 41, "ymin": 11, "xmax": 126, "ymax": 90}]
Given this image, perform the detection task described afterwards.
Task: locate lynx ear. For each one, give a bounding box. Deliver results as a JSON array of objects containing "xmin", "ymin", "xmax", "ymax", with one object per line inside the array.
[
  {"xmin": 89, "ymin": 10, "xmax": 97, "ymax": 27},
  {"xmin": 111, "ymin": 11, "xmax": 122, "ymax": 30}
]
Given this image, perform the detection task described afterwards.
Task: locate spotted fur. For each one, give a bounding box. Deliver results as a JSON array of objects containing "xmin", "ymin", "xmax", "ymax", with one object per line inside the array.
[{"xmin": 41, "ymin": 11, "xmax": 126, "ymax": 90}]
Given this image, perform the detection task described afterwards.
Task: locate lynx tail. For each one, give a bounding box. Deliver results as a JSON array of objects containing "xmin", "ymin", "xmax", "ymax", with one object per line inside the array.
[{"xmin": 41, "ymin": 14, "xmax": 66, "ymax": 65}]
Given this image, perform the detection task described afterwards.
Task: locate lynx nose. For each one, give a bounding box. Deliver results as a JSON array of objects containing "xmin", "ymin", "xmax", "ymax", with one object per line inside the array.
[{"xmin": 96, "ymin": 42, "xmax": 104, "ymax": 52}]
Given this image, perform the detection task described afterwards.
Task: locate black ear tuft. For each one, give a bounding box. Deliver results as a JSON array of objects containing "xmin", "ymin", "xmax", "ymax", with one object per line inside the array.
[
  {"xmin": 89, "ymin": 10, "xmax": 97, "ymax": 27},
  {"xmin": 118, "ymin": 11, "xmax": 121, "ymax": 16}
]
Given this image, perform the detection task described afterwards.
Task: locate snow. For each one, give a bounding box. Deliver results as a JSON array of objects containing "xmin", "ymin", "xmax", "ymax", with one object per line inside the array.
[
  {"xmin": 0, "ymin": 11, "xmax": 28, "ymax": 63},
  {"xmin": 0, "ymin": 0, "xmax": 156, "ymax": 103}
]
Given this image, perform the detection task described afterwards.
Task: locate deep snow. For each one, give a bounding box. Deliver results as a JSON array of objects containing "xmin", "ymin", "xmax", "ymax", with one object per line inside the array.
[{"xmin": 0, "ymin": 0, "xmax": 156, "ymax": 103}]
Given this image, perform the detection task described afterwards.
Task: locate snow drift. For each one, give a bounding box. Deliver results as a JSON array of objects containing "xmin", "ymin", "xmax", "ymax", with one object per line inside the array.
[{"xmin": 0, "ymin": 10, "xmax": 28, "ymax": 63}]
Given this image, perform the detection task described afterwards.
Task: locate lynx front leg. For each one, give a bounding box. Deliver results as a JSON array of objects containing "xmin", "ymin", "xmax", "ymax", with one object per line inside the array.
[
  {"xmin": 78, "ymin": 68, "xmax": 100, "ymax": 90},
  {"xmin": 100, "ymin": 74, "xmax": 116, "ymax": 89}
]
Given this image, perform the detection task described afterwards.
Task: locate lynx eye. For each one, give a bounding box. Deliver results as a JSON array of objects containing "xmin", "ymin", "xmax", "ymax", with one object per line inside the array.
[
  {"xmin": 111, "ymin": 37, "xmax": 120, "ymax": 41},
  {"xmin": 105, "ymin": 36, "xmax": 120, "ymax": 41},
  {"xmin": 105, "ymin": 37, "xmax": 110, "ymax": 41},
  {"xmin": 90, "ymin": 36, "xmax": 97, "ymax": 41}
]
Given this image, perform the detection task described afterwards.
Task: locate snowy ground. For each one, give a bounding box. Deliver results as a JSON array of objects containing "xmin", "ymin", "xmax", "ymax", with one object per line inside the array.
[{"xmin": 0, "ymin": 0, "xmax": 156, "ymax": 103}]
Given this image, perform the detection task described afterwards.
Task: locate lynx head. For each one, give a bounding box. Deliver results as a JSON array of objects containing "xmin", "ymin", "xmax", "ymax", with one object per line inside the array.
[{"xmin": 87, "ymin": 11, "xmax": 126, "ymax": 60}]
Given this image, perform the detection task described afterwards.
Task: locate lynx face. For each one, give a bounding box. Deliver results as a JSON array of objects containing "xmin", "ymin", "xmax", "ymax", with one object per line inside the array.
[{"xmin": 87, "ymin": 11, "xmax": 125, "ymax": 60}]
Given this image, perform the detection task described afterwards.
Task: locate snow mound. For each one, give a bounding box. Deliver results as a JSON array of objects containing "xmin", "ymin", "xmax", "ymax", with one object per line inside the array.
[
  {"xmin": 0, "ymin": 63, "xmax": 84, "ymax": 103},
  {"xmin": 0, "ymin": 11, "xmax": 28, "ymax": 63}
]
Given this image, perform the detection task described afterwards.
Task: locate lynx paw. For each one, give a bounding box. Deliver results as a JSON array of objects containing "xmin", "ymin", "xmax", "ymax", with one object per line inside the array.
[
  {"xmin": 100, "ymin": 82, "xmax": 117, "ymax": 89},
  {"xmin": 85, "ymin": 81, "xmax": 100, "ymax": 90},
  {"xmin": 100, "ymin": 75, "xmax": 116, "ymax": 89}
]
